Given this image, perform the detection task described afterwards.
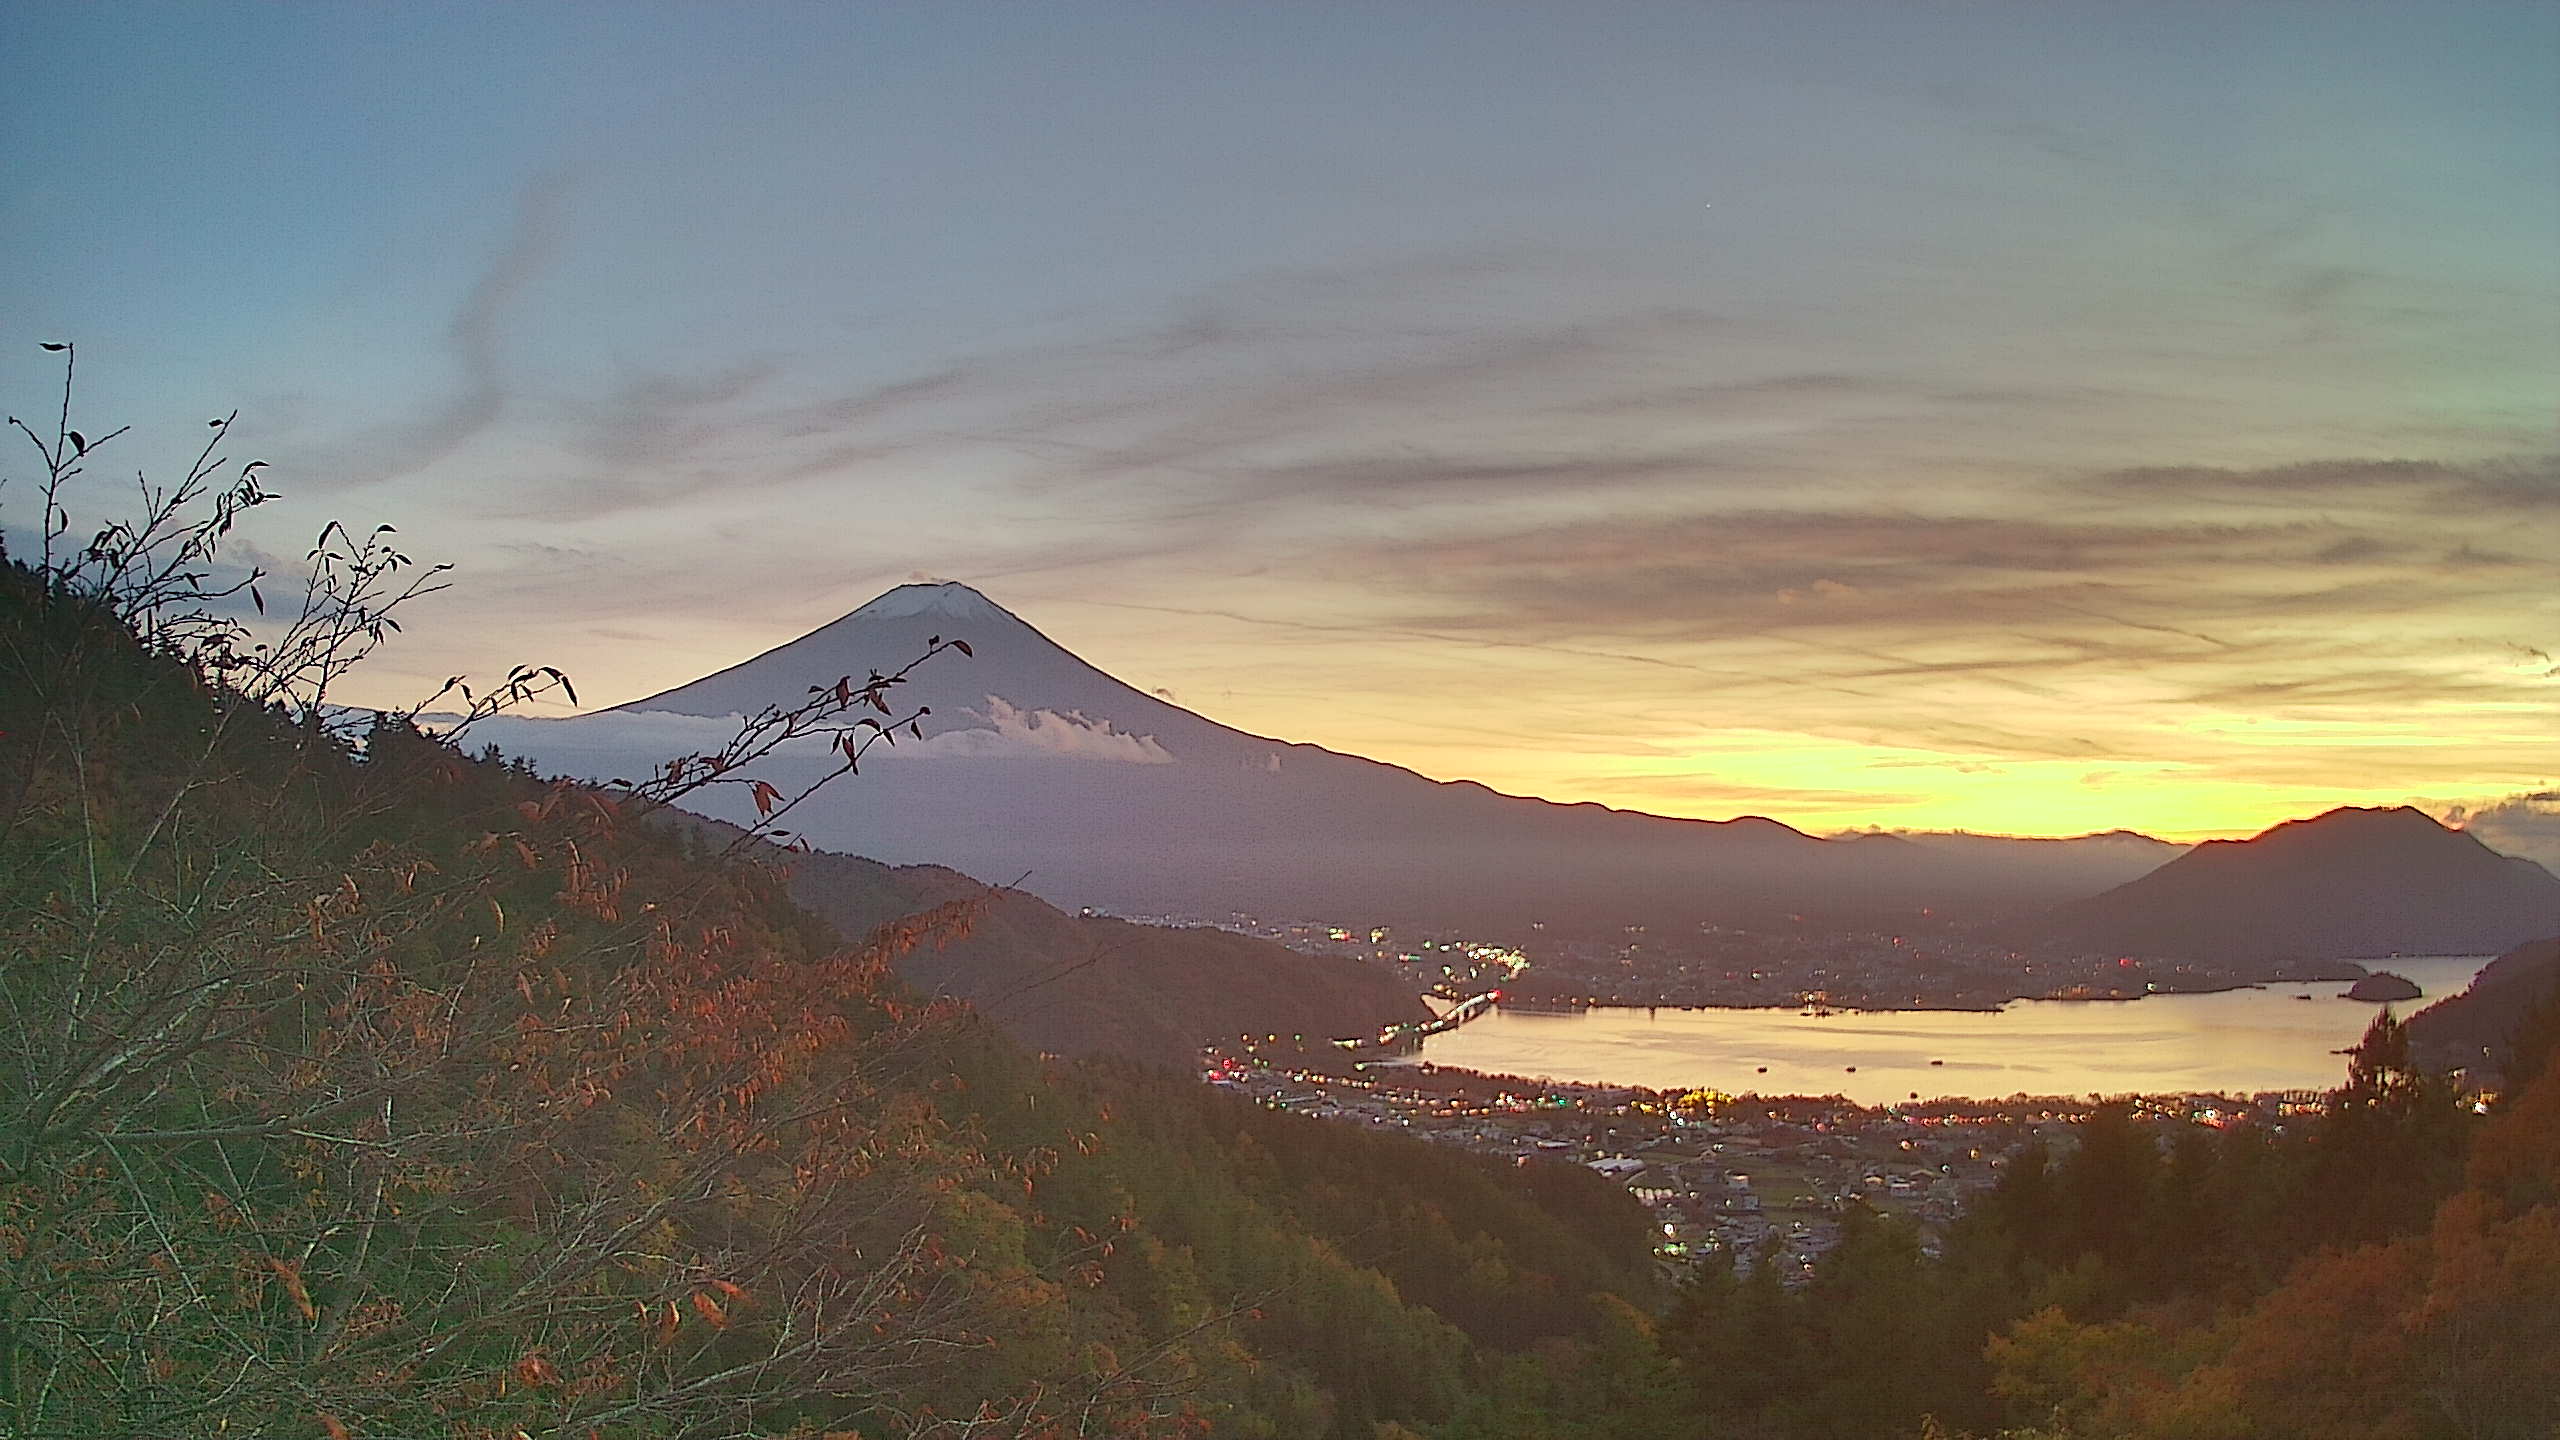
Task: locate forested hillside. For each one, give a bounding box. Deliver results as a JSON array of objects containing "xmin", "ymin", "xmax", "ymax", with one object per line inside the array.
[
  {"xmin": 2408, "ymin": 935, "xmax": 2560, "ymax": 1084},
  {"xmin": 1652, "ymin": 1009, "xmax": 2554, "ymax": 1439},
  {"xmin": 777, "ymin": 847, "xmax": 1429, "ymax": 1065},
  {"xmin": 0, "ymin": 427, "xmax": 1660, "ymax": 1437}
]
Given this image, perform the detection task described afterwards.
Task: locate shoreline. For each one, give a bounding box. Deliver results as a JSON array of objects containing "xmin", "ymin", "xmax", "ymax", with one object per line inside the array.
[
  {"xmin": 1324, "ymin": 1049, "xmax": 2330, "ymax": 1115},
  {"xmin": 1386, "ymin": 956, "xmax": 2489, "ymax": 1107},
  {"xmin": 1505, "ymin": 978, "xmax": 2337, "ymax": 1019}
]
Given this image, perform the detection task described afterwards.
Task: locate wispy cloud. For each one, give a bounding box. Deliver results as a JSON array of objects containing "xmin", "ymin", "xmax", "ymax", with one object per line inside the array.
[
  {"xmin": 263, "ymin": 233, "xmax": 2547, "ymax": 842},
  {"xmin": 463, "ymin": 694, "xmax": 1176, "ymax": 779},
  {"xmin": 306, "ymin": 173, "xmax": 568, "ymax": 491}
]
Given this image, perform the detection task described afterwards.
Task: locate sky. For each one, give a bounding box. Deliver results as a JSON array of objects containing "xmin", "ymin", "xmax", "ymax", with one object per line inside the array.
[{"xmin": 5, "ymin": 2, "xmax": 2555, "ymax": 852}]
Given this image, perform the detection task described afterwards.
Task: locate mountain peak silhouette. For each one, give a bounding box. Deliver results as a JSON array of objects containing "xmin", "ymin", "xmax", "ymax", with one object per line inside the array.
[{"xmin": 549, "ymin": 583, "xmax": 2235, "ymax": 928}]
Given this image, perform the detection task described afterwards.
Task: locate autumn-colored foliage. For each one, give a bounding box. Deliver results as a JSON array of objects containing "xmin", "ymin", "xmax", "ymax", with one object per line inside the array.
[
  {"xmin": 0, "ymin": 566, "xmax": 1082, "ymax": 1433},
  {"xmin": 1969, "ymin": 1043, "xmax": 2560, "ymax": 1440},
  {"xmin": 1, "ymin": 354, "xmax": 1672, "ymax": 1439}
]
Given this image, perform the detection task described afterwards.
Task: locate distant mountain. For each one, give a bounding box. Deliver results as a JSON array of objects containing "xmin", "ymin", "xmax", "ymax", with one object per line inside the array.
[
  {"xmin": 2408, "ymin": 936, "xmax": 2560, "ymax": 1082},
  {"xmin": 2037, "ymin": 807, "xmax": 2560, "ymax": 963},
  {"xmin": 778, "ymin": 846, "xmax": 1429, "ymax": 1065},
  {"xmin": 1861, "ymin": 828, "xmax": 2184, "ymax": 898},
  {"xmin": 484, "ymin": 582, "xmax": 2183, "ymax": 933}
]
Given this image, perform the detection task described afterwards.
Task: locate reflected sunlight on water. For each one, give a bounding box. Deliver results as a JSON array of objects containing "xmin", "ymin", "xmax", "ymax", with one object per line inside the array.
[{"xmin": 1419, "ymin": 955, "xmax": 2490, "ymax": 1103}]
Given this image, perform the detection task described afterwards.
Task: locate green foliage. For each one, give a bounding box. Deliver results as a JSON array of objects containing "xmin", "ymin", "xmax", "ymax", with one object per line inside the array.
[
  {"xmin": 2300, "ymin": 1012, "xmax": 2472, "ymax": 1247},
  {"xmin": 996, "ymin": 1064, "xmax": 1670, "ymax": 1438}
]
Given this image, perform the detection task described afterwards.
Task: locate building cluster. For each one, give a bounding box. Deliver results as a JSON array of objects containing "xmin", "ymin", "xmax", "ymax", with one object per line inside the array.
[
  {"xmin": 1131, "ymin": 908, "xmax": 2345, "ymax": 1277},
  {"xmin": 1202, "ymin": 1046, "xmax": 2317, "ymax": 1280},
  {"xmin": 1494, "ymin": 924, "xmax": 2332, "ymax": 1011}
]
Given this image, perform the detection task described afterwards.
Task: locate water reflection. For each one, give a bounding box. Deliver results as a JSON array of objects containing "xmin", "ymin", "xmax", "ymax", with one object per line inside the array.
[{"xmin": 1418, "ymin": 955, "xmax": 2489, "ymax": 1104}]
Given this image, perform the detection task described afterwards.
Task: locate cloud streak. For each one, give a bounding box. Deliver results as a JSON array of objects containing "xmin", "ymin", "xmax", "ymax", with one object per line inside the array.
[
  {"xmin": 306, "ymin": 173, "xmax": 568, "ymax": 492},
  {"xmin": 461, "ymin": 694, "xmax": 1175, "ymax": 780}
]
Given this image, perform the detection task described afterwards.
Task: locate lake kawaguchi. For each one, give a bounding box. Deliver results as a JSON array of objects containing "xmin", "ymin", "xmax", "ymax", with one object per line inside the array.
[{"xmin": 1415, "ymin": 954, "xmax": 2494, "ymax": 1106}]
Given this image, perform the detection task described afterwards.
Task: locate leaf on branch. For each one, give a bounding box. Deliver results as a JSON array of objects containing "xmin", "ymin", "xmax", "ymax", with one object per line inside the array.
[
  {"xmin": 68, "ymin": 430, "xmax": 87, "ymax": 455},
  {"xmin": 951, "ymin": 639, "xmax": 972, "ymax": 657},
  {"xmin": 513, "ymin": 1349, "xmax": 560, "ymax": 1387},
  {"xmin": 750, "ymin": 779, "xmax": 782, "ymax": 817},
  {"xmin": 267, "ymin": 1257, "xmax": 317, "ymax": 1321},
  {"xmin": 39, "ymin": 342, "xmax": 66, "ymax": 352},
  {"xmin": 690, "ymin": 1291, "xmax": 730, "ymax": 1329}
]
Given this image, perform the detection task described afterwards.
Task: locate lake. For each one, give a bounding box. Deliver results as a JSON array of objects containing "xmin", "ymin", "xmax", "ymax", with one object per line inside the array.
[{"xmin": 1416, "ymin": 954, "xmax": 2492, "ymax": 1105}]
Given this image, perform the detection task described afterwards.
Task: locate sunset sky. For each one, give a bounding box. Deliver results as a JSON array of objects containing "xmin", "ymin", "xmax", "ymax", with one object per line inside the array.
[{"xmin": 5, "ymin": 3, "xmax": 2554, "ymax": 852}]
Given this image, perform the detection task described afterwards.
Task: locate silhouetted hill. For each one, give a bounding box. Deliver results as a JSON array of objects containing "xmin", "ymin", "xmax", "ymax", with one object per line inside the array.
[
  {"xmin": 2038, "ymin": 806, "xmax": 2560, "ymax": 963},
  {"xmin": 484, "ymin": 582, "xmax": 2179, "ymax": 931},
  {"xmin": 2408, "ymin": 935, "xmax": 2560, "ymax": 1081},
  {"xmin": 779, "ymin": 846, "xmax": 1430, "ymax": 1064}
]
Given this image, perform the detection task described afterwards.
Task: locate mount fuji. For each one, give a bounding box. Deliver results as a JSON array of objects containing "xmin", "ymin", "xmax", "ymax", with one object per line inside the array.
[{"xmin": 479, "ymin": 581, "xmax": 2180, "ymax": 933}]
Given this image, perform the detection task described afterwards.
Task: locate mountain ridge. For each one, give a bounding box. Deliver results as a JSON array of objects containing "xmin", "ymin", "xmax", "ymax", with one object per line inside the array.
[
  {"xmin": 2038, "ymin": 805, "xmax": 2560, "ymax": 962},
  {"xmin": 782, "ymin": 845, "xmax": 1432, "ymax": 1064},
  {"xmin": 621, "ymin": 583, "xmax": 1837, "ymax": 844},
  {"xmin": 487, "ymin": 583, "xmax": 2429, "ymax": 935}
]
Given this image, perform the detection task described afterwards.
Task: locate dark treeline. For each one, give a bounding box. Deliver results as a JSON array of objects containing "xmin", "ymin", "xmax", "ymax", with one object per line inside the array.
[{"xmin": 1652, "ymin": 1006, "xmax": 2535, "ymax": 1439}]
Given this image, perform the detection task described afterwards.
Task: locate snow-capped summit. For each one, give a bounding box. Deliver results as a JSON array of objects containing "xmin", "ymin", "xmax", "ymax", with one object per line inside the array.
[
  {"xmin": 845, "ymin": 581, "xmax": 1021, "ymax": 624},
  {"xmin": 610, "ymin": 579, "xmax": 1233, "ymax": 758}
]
